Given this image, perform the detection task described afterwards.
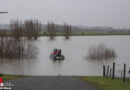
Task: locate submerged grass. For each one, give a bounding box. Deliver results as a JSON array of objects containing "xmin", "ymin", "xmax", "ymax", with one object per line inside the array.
[{"xmin": 80, "ymin": 76, "xmax": 130, "ymax": 90}]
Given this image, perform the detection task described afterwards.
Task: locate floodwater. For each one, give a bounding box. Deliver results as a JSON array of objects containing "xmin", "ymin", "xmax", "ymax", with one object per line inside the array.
[{"xmin": 0, "ymin": 36, "xmax": 130, "ymax": 77}]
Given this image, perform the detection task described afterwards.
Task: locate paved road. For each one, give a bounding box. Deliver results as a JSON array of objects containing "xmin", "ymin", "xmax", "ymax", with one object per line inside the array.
[{"xmin": 7, "ymin": 76, "xmax": 98, "ymax": 90}]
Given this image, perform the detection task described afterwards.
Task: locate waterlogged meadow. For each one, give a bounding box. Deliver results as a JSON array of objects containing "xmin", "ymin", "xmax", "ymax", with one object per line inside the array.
[{"xmin": 0, "ymin": 36, "xmax": 130, "ymax": 77}]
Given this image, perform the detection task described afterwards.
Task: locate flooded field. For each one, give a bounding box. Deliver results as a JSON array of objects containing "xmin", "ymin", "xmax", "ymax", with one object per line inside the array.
[{"xmin": 0, "ymin": 36, "xmax": 130, "ymax": 77}]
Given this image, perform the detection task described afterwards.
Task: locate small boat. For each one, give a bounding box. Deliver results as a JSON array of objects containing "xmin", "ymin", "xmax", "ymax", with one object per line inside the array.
[{"xmin": 50, "ymin": 54, "xmax": 65, "ymax": 60}]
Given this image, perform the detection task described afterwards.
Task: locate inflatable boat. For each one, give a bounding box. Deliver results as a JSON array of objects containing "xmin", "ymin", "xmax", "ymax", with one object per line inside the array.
[{"xmin": 50, "ymin": 54, "xmax": 65, "ymax": 60}]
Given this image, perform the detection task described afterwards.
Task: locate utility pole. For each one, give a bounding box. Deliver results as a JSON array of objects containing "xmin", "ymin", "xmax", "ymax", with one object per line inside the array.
[{"xmin": 0, "ymin": 11, "xmax": 8, "ymax": 14}]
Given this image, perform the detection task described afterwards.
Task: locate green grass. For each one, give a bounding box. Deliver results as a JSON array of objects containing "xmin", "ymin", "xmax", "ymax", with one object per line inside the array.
[
  {"xmin": 80, "ymin": 76, "xmax": 130, "ymax": 90},
  {"xmin": 42, "ymin": 32, "xmax": 130, "ymax": 36},
  {"xmin": 1, "ymin": 32, "xmax": 130, "ymax": 37},
  {"xmin": 0, "ymin": 75, "xmax": 27, "ymax": 81}
]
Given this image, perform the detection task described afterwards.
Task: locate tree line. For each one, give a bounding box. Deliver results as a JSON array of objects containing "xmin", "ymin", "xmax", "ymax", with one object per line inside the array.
[
  {"xmin": 10, "ymin": 19, "xmax": 42, "ymax": 40},
  {"xmin": 0, "ymin": 19, "xmax": 72, "ymax": 60},
  {"xmin": 47, "ymin": 22, "xmax": 72, "ymax": 39},
  {"xmin": 0, "ymin": 20, "xmax": 72, "ymax": 40}
]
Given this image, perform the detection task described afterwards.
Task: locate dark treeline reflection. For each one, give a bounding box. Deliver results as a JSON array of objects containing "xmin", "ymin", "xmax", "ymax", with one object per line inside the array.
[
  {"xmin": 0, "ymin": 37, "xmax": 38, "ymax": 59},
  {"xmin": 87, "ymin": 44, "xmax": 116, "ymax": 60}
]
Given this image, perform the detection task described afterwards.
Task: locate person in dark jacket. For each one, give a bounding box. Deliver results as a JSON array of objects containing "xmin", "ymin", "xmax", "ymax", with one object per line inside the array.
[{"xmin": 57, "ymin": 49, "xmax": 61, "ymax": 56}]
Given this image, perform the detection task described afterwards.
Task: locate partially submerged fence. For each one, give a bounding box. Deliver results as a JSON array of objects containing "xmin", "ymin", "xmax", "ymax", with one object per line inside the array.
[{"xmin": 103, "ymin": 62, "xmax": 130, "ymax": 82}]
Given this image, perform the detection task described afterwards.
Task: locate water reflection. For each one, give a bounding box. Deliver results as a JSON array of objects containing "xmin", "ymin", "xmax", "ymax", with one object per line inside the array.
[{"xmin": 52, "ymin": 60, "xmax": 64, "ymax": 65}]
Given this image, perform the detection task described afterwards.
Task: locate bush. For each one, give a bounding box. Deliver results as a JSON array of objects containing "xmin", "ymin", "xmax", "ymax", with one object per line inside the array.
[{"xmin": 87, "ymin": 44, "xmax": 116, "ymax": 60}]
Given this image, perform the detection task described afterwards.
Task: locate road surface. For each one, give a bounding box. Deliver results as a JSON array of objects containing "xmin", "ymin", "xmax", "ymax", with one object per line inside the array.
[{"xmin": 6, "ymin": 76, "xmax": 98, "ymax": 90}]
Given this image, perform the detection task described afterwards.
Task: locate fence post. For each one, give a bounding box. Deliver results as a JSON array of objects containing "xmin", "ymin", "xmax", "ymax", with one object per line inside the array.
[
  {"xmin": 121, "ymin": 70, "xmax": 123, "ymax": 79},
  {"xmin": 106, "ymin": 65, "xmax": 109, "ymax": 78},
  {"xmin": 109, "ymin": 68, "xmax": 111, "ymax": 77},
  {"xmin": 112, "ymin": 62, "xmax": 115, "ymax": 79},
  {"xmin": 123, "ymin": 64, "xmax": 126, "ymax": 82},
  {"xmin": 103, "ymin": 65, "xmax": 105, "ymax": 77}
]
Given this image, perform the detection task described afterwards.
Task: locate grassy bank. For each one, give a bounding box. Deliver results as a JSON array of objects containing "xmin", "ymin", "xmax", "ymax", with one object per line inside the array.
[
  {"xmin": 39, "ymin": 32, "xmax": 130, "ymax": 36},
  {"xmin": 80, "ymin": 76, "xmax": 130, "ymax": 90},
  {"xmin": 1, "ymin": 32, "xmax": 130, "ymax": 37},
  {"xmin": 0, "ymin": 75, "xmax": 27, "ymax": 81},
  {"xmin": 42, "ymin": 32, "xmax": 130, "ymax": 36}
]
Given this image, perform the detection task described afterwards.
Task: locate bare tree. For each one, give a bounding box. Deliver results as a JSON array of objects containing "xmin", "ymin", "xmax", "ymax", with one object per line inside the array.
[
  {"xmin": 0, "ymin": 28, "xmax": 7, "ymax": 61},
  {"xmin": 63, "ymin": 23, "xmax": 72, "ymax": 39},
  {"xmin": 33, "ymin": 20, "xmax": 42, "ymax": 40},
  {"xmin": 47, "ymin": 22, "xmax": 57, "ymax": 40},
  {"xmin": 0, "ymin": 19, "xmax": 39, "ymax": 60},
  {"xmin": 24, "ymin": 19, "xmax": 34, "ymax": 40},
  {"xmin": 24, "ymin": 19, "xmax": 42, "ymax": 40},
  {"xmin": 10, "ymin": 20, "xmax": 23, "ymax": 40}
]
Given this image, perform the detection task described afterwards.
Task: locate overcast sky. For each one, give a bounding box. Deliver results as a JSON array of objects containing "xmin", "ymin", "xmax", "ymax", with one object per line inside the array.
[{"xmin": 0, "ymin": 0, "xmax": 130, "ymax": 28}]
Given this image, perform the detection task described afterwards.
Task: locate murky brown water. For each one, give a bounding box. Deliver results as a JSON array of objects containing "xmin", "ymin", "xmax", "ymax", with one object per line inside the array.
[{"xmin": 0, "ymin": 36, "xmax": 130, "ymax": 77}]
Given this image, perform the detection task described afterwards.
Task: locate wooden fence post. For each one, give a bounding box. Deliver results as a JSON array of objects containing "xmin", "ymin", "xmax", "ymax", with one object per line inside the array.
[
  {"xmin": 112, "ymin": 62, "xmax": 115, "ymax": 79},
  {"xmin": 106, "ymin": 65, "xmax": 109, "ymax": 78},
  {"xmin": 123, "ymin": 64, "xmax": 126, "ymax": 82},
  {"xmin": 109, "ymin": 68, "xmax": 111, "ymax": 77},
  {"xmin": 121, "ymin": 70, "xmax": 123, "ymax": 79},
  {"xmin": 103, "ymin": 65, "xmax": 105, "ymax": 77}
]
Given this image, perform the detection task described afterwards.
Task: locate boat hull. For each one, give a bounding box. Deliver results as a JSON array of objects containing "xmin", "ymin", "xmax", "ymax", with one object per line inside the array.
[{"xmin": 50, "ymin": 54, "xmax": 65, "ymax": 60}]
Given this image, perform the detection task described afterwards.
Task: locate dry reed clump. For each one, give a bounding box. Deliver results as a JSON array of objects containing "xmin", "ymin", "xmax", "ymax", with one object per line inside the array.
[{"xmin": 87, "ymin": 44, "xmax": 116, "ymax": 60}]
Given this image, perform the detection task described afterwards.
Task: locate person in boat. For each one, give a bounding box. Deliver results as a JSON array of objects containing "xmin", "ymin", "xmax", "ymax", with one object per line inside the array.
[
  {"xmin": 52, "ymin": 48, "xmax": 57, "ymax": 56},
  {"xmin": 57, "ymin": 49, "xmax": 61, "ymax": 56}
]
